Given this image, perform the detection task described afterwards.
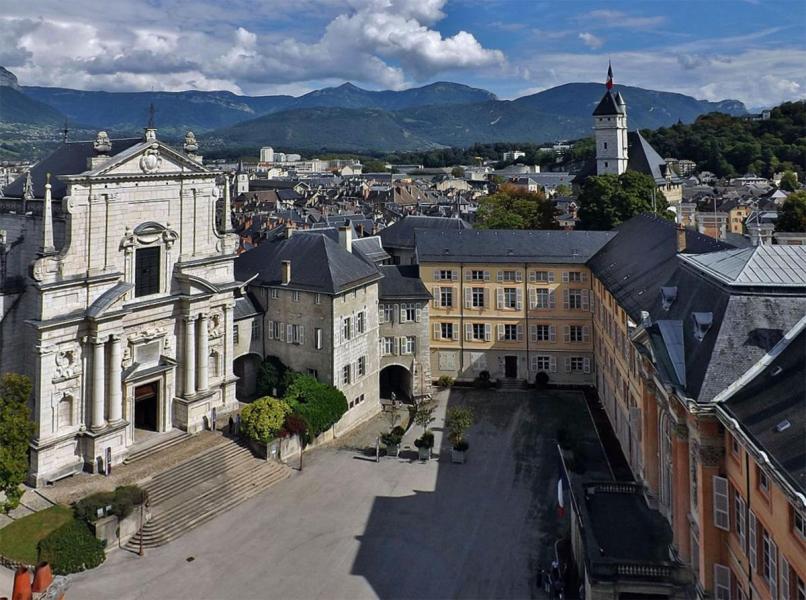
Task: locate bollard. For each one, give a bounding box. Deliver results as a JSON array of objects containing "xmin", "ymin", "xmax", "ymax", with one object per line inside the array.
[
  {"xmin": 31, "ymin": 562, "xmax": 53, "ymax": 593},
  {"xmin": 12, "ymin": 566, "xmax": 32, "ymax": 600}
]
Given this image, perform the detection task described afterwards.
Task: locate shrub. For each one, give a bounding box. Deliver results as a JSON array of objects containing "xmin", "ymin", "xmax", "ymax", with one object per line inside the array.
[
  {"xmin": 74, "ymin": 485, "xmax": 147, "ymax": 523},
  {"xmin": 0, "ymin": 373, "xmax": 35, "ymax": 512},
  {"xmin": 453, "ymin": 439, "xmax": 469, "ymax": 452},
  {"xmin": 436, "ymin": 375, "xmax": 454, "ymax": 388},
  {"xmin": 285, "ymin": 375, "xmax": 348, "ymax": 440},
  {"xmin": 282, "ymin": 413, "xmax": 308, "ymax": 439},
  {"xmin": 38, "ymin": 520, "xmax": 105, "ymax": 574},
  {"xmin": 414, "ymin": 431, "xmax": 434, "ymax": 449},
  {"xmin": 381, "ymin": 431, "xmax": 402, "ymax": 446},
  {"xmin": 478, "ymin": 370, "xmax": 491, "ymax": 382},
  {"xmin": 256, "ymin": 356, "xmax": 295, "ymax": 397},
  {"xmin": 240, "ymin": 397, "xmax": 292, "ymax": 444},
  {"xmin": 445, "ymin": 406, "xmax": 474, "ymax": 446},
  {"xmin": 391, "ymin": 425, "xmax": 405, "ymax": 438},
  {"xmin": 535, "ymin": 371, "xmax": 550, "ymax": 388}
]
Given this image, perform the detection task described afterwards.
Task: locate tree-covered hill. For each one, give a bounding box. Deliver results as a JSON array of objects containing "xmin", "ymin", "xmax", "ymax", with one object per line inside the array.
[{"xmin": 641, "ymin": 101, "xmax": 806, "ymax": 178}]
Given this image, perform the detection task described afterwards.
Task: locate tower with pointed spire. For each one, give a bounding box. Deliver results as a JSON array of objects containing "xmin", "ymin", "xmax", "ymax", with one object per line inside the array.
[{"xmin": 593, "ymin": 63, "xmax": 628, "ymax": 176}]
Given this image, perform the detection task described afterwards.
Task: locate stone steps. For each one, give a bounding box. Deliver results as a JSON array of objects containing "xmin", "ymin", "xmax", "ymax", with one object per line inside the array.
[
  {"xmin": 498, "ymin": 378, "xmax": 527, "ymax": 390},
  {"xmin": 123, "ymin": 431, "xmax": 193, "ymax": 465},
  {"xmin": 125, "ymin": 441, "xmax": 291, "ymax": 550}
]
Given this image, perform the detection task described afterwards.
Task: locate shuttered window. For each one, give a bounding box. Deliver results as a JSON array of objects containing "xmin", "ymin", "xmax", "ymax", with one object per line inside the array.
[
  {"xmin": 714, "ymin": 476, "xmax": 730, "ymax": 531},
  {"xmin": 713, "ymin": 564, "xmax": 730, "ymax": 600}
]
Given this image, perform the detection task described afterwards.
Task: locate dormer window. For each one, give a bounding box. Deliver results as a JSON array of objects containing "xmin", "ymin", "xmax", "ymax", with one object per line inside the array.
[
  {"xmin": 691, "ymin": 312, "xmax": 713, "ymax": 341},
  {"xmin": 661, "ymin": 287, "xmax": 678, "ymax": 311}
]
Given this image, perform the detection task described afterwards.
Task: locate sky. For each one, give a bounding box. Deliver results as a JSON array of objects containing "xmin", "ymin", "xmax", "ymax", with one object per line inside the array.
[{"xmin": 1, "ymin": 0, "xmax": 804, "ymax": 108}]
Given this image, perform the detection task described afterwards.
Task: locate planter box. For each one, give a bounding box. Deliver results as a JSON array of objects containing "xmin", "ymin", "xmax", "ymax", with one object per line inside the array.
[
  {"xmin": 451, "ymin": 449, "xmax": 467, "ymax": 464},
  {"xmin": 385, "ymin": 443, "xmax": 400, "ymax": 457},
  {"xmin": 418, "ymin": 446, "xmax": 431, "ymax": 461}
]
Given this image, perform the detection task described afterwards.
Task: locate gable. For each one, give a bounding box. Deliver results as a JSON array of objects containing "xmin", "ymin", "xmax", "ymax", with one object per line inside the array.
[{"xmin": 90, "ymin": 141, "xmax": 210, "ymax": 177}]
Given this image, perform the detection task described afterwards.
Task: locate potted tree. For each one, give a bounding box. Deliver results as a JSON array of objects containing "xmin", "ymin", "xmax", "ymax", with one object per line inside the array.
[
  {"xmin": 446, "ymin": 406, "xmax": 474, "ymax": 464},
  {"xmin": 413, "ymin": 397, "xmax": 437, "ymax": 461},
  {"xmin": 381, "ymin": 426, "xmax": 404, "ymax": 457}
]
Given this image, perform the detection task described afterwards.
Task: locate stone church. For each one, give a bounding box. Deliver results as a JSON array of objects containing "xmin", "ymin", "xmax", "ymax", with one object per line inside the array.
[{"xmin": 0, "ymin": 128, "xmax": 240, "ymax": 486}]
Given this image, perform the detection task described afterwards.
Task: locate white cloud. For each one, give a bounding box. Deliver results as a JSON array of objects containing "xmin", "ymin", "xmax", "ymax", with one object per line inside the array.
[
  {"xmin": 578, "ymin": 32, "xmax": 603, "ymax": 50},
  {"xmin": 580, "ymin": 10, "xmax": 666, "ymax": 30},
  {"xmin": 0, "ymin": 0, "xmax": 504, "ymax": 93}
]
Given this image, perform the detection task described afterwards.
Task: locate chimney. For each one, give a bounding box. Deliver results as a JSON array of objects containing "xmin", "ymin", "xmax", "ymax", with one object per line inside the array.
[
  {"xmin": 338, "ymin": 225, "xmax": 352, "ymax": 253},
  {"xmin": 676, "ymin": 223, "xmax": 686, "ymax": 253},
  {"xmin": 281, "ymin": 260, "xmax": 291, "ymax": 285},
  {"xmin": 286, "ymin": 222, "xmax": 295, "ymax": 238}
]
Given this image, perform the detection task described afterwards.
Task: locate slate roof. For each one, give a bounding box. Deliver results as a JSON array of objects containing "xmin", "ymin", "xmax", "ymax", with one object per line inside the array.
[
  {"xmin": 627, "ymin": 131, "xmax": 681, "ymax": 185},
  {"xmin": 378, "ymin": 215, "xmax": 470, "ymax": 250},
  {"xmin": 378, "ymin": 265, "xmax": 431, "ymax": 300},
  {"xmin": 416, "ymin": 229, "xmax": 615, "ymax": 264},
  {"xmin": 717, "ymin": 320, "xmax": 806, "ymax": 495},
  {"xmin": 680, "ymin": 246, "xmax": 806, "ymax": 287},
  {"xmin": 233, "ymin": 294, "xmax": 262, "ymax": 320},
  {"xmin": 234, "ymin": 234, "xmax": 381, "ymax": 294},
  {"xmin": 643, "ymin": 257, "xmax": 806, "ymax": 404},
  {"xmin": 352, "ymin": 236, "xmax": 391, "ymax": 265},
  {"xmin": 4, "ymin": 138, "xmax": 141, "ymax": 199},
  {"xmin": 593, "ymin": 90, "xmax": 625, "ymax": 116},
  {"xmin": 587, "ymin": 213, "xmax": 731, "ymax": 321}
]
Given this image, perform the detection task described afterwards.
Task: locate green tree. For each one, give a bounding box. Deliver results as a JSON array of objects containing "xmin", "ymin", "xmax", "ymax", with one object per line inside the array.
[
  {"xmin": 362, "ymin": 159, "xmax": 388, "ymax": 173},
  {"xmin": 577, "ymin": 171, "xmax": 671, "ymax": 231},
  {"xmin": 450, "ymin": 166, "xmax": 465, "ymax": 178},
  {"xmin": 240, "ymin": 396, "xmax": 292, "ymax": 444},
  {"xmin": 0, "ymin": 373, "xmax": 35, "ymax": 512},
  {"xmin": 476, "ymin": 184, "xmax": 558, "ymax": 230},
  {"xmin": 776, "ymin": 190, "xmax": 806, "ymax": 232},
  {"xmin": 779, "ymin": 171, "xmax": 799, "ymax": 192},
  {"xmin": 554, "ymin": 183, "xmax": 572, "ymax": 197}
]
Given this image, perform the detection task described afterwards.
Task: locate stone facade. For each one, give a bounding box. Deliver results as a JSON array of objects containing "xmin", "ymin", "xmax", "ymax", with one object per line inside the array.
[
  {"xmin": 0, "ymin": 129, "xmax": 239, "ymax": 486},
  {"xmin": 378, "ymin": 299, "xmax": 431, "ymax": 399}
]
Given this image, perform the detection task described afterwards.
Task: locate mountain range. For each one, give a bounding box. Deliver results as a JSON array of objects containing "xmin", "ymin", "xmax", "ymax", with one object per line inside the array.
[{"xmin": 1, "ymin": 67, "xmax": 748, "ymax": 155}]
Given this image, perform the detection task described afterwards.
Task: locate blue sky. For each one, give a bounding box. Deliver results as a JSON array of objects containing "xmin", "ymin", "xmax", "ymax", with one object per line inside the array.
[{"xmin": 1, "ymin": 0, "xmax": 804, "ymax": 108}]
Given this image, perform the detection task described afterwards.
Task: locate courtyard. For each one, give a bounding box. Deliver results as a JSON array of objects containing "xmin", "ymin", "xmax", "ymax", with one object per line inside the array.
[{"xmin": 57, "ymin": 387, "xmax": 604, "ymax": 599}]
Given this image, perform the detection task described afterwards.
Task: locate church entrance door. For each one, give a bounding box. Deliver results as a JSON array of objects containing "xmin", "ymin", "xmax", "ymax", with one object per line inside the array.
[{"xmin": 134, "ymin": 382, "xmax": 159, "ymax": 432}]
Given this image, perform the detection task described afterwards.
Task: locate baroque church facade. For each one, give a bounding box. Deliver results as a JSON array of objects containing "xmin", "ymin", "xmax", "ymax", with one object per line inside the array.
[{"xmin": 0, "ymin": 128, "xmax": 240, "ymax": 486}]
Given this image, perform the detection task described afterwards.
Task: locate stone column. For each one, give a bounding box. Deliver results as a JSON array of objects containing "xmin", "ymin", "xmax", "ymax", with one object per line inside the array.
[
  {"xmin": 197, "ymin": 314, "xmax": 209, "ymax": 392},
  {"xmin": 107, "ymin": 335, "xmax": 123, "ymax": 423},
  {"xmin": 184, "ymin": 316, "xmax": 196, "ymax": 396},
  {"xmin": 91, "ymin": 336, "xmax": 107, "ymax": 430}
]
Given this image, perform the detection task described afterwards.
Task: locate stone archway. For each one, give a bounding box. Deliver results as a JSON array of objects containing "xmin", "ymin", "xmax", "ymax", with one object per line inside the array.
[
  {"xmin": 380, "ymin": 364, "xmax": 412, "ymax": 402},
  {"xmin": 233, "ymin": 353, "xmax": 262, "ymax": 401}
]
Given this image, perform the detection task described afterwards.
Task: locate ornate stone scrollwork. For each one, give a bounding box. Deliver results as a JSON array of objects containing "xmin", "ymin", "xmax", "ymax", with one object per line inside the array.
[
  {"xmin": 120, "ymin": 222, "xmax": 179, "ymax": 251},
  {"xmin": 54, "ymin": 348, "xmax": 78, "ymax": 381},
  {"xmin": 139, "ymin": 146, "xmax": 163, "ymax": 173},
  {"xmin": 208, "ymin": 312, "xmax": 223, "ymax": 338}
]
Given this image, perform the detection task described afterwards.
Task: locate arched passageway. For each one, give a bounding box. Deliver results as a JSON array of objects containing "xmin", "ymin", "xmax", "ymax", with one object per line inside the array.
[{"xmin": 380, "ymin": 364, "xmax": 412, "ymax": 401}]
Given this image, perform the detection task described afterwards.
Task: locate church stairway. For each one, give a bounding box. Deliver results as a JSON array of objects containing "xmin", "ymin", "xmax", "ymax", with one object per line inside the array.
[{"xmin": 125, "ymin": 440, "xmax": 291, "ymax": 550}]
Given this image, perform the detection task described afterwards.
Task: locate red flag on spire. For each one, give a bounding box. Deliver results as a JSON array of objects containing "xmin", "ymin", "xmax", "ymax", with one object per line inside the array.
[{"xmin": 606, "ymin": 62, "xmax": 614, "ymax": 90}]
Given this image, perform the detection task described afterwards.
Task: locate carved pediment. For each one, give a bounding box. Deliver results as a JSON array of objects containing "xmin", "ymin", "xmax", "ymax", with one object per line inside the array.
[{"xmin": 89, "ymin": 141, "xmax": 209, "ymax": 177}]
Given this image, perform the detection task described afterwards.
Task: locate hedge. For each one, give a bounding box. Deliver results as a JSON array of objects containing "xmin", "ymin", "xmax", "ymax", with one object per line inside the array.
[
  {"xmin": 38, "ymin": 519, "xmax": 105, "ymax": 574},
  {"xmin": 241, "ymin": 396, "xmax": 292, "ymax": 444},
  {"xmin": 73, "ymin": 485, "xmax": 148, "ymax": 523},
  {"xmin": 285, "ymin": 375, "xmax": 347, "ymax": 440},
  {"xmin": 74, "ymin": 485, "xmax": 147, "ymax": 523}
]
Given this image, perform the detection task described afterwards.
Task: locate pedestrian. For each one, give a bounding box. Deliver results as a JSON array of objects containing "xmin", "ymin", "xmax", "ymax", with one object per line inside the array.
[
  {"xmin": 235, "ymin": 414, "xmax": 241, "ymax": 439},
  {"xmin": 228, "ymin": 416, "xmax": 234, "ymax": 436}
]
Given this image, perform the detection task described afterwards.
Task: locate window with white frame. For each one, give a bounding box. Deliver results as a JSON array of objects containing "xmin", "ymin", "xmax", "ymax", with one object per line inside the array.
[
  {"xmin": 533, "ymin": 288, "xmax": 551, "ymax": 309},
  {"xmin": 502, "ymin": 287, "xmax": 519, "ymax": 309},
  {"xmin": 436, "ymin": 269, "xmax": 455, "ymax": 281},
  {"xmin": 735, "ymin": 488, "xmax": 746, "ymax": 549},
  {"xmin": 503, "ymin": 324, "xmax": 518, "ymax": 341},
  {"xmin": 342, "ymin": 317, "xmax": 352, "ymax": 341},
  {"xmin": 471, "ymin": 287, "xmax": 485, "ymax": 308},
  {"xmin": 567, "ymin": 357, "xmax": 590, "ymax": 373},
  {"xmin": 292, "ymin": 290, "xmax": 300, "ymax": 302},
  {"xmin": 400, "ymin": 304, "xmax": 416, "ymax": 323},
  {"xmin": 532, "ymin": 355, "xmax": 552, "ymax": 372},
  {"xmin": 233, "ymin": 324, "xmax": 240, "ymax": 344},
  {"xmin": 794, "ymin": 507, "xmax": 806, "ymax": 541},
  {"xmin": 307, "ymin": 368, "xmax": 318, "ymax": 379},
  {"xmin": 532, "ymin": 324, "xmax": 552, "ymax": 342},
  {"xmin": 498, "ymin": 270, "xmax": 520, "ymax": 282},
  {"xmin": 342, "ymin": 364, "xmax": 351, "ymax": 385},
  {"xmin": 382, "ymin": 337, "xmax": 395, "ymax": 356},
  {"xmin": 713, "ymin": 476, "xmax": 729, "ymax": 531},
  {"xmin": 356, "ymin": 311, "xmax": 365, "ymax": 334},
  {"xmin": 271, "ymin": 288, "xmax": 280, "ymax": 299},
  {"xmin": 567, "ymin": 289, "xmax": 583, "ymax": 309},
  {"xmin": 357, "ymin": 355, "xmax": 366, "ymax": 377},
  {"xmin": 796, "ymin": 572, "xmax": 805, "ymax": 600},
  {"xmin": 530, "ymin": 270, "xmax": 553, "ymax": 283},
  {"xmin": 749, "ymin": 510, "xmax": 758, "ymax": 571},
  {"xmin": 471, "ymin": 323, "xmax": 487, "ymax": 341},
  {"xmin": 380, "ymin": 304, "xmax": 393, "ymax": 324},
  {"xmin": 469, "ymin": 270, "xmax": 488, "ymax": 281},
  {"xmin": 565, "ymin": 271, "xmax": 583, "ymax": 283},
  {"xmin": 781, "ymin": 557, "xmax": 791, "ymax": 600},
  {"xmin": 251, "ymin": 320, "xmax": 260, "ymax": 341},
  {"xmin": 568, "ymin": 325, "xmax": 585, "ymax": 342},
  {"xmin": 714, "ymin": 564, "xmax": 730, "ymax": 600},
  {"xmin": 440, "ymin": 322, "xmax": 455, "ymax": 340},
  {"xmin": 314, "ymin": 293, "xmax": 321, "ymax": 304},
  {"xmin": 440, "ymin": 287, "xmax": 453, "ymax": 308},
  {"xmin": 315, "ymin": 328, "xmax": 323, "ymax": 350},
  {"xmin": 401, "ymin": 336, "xmax": 416, "ymax": 355},
  {"xmin": 291, "ymin": 324, "xmax": 304, "ymax": 344}
]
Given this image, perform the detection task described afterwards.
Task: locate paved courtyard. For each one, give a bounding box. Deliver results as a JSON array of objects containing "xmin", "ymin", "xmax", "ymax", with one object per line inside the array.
[{"xmin": 47, "ymin": 388, "xmax": 595, "ymax": 599}]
